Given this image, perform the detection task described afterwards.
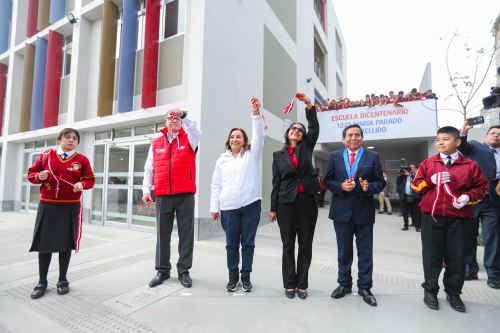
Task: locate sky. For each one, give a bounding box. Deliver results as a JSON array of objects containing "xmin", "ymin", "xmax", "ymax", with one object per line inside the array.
[{"xmin": 332, "ymin": 0, "xmax": 499, "ymax": 128}]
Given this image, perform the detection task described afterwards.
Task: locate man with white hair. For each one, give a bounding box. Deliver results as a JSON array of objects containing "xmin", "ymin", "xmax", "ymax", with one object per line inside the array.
[{"xmin": 143, "ymin": 108, "xmax": 201, "ymax": 288}]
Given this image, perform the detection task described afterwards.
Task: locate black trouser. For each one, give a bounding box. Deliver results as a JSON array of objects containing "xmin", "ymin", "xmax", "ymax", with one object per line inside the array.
[
  {"xmin": 401, "ymin": 197, "xmax": 421, "ymax": 228},
  {"xmin": 318, "ymin": 191, "xmax": 326, "ymax": 207},
  {"xmin": 277, "ymin": 193, "xmax": 318, "ymax": 289},
  {"xmin": 421, "ymin": 213, "xmax": 467, "ymax": 296},
  {"xmin": 155, "ymin": 194, "xmax": 195, "ymax": 275}
]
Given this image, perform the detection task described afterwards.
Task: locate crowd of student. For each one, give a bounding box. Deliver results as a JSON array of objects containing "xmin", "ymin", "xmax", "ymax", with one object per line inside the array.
[{"xmin": 315, "ymin": 88, "xmax": 438, "ymax": 111}]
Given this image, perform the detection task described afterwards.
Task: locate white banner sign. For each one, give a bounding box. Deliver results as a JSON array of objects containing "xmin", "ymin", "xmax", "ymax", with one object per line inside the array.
[{"xmin": 316, "ymin": 100, "xmax": 438, "ymax": 143}]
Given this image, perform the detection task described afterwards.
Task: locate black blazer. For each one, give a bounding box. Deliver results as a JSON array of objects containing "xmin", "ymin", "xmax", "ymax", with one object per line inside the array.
[{"xmin": 271, "ymin": 107, "xmax": 320, "ymax": 211}]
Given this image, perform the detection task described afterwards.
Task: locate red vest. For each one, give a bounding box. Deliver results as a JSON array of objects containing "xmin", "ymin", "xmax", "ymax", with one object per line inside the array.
[{"xmin": 152, "ymin": 128, "xmax": 197, "ymax": 196}]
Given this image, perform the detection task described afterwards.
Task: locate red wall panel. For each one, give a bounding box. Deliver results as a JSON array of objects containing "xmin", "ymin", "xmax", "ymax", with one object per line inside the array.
[
  {"xmin": 43, "ymin": 30, "xmax": 63, "ymax": 127},
  {"xmin": 27, "ymin": 0, "xmax": 39, "ymax": 37},
  {"xmin": 141, "ymin": 0, "xmax": 160, "ymax": 108}
]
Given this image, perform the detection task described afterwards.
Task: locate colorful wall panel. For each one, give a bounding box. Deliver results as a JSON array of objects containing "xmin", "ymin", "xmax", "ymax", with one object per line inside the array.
[
  {"xmin": 30, "ymin": 38, "xmax": 48, "ymax": 130},
  {"xmin": 97, "ymin": 0, "xmax": 118, "ymax": 117},
  {"xmin": 20, "ymin": 44, "xmax": 35, "ymax": 132},
  {"xmin": 0, "ymin": 0, "xmax": 12, "ymax": 54},
  {"xmin": 0, "ymin": 64, "xmax": 7, "ymax": 136},
  {"xmin": 43, "ymin": 31, "xmax": 63, "ymax": 127},
  {"xmin": 49, "ymin": 0, "xmax": 67, "ymax": 24},
  {"xmin": 117, "ymin": 0, "xmax": 139, "ymax": 113},
  {"xmin": 141, "ymin": 0, "xmax": 160, "ymax": 109},
  {"xmin": 37, "ymin": 0, "xmax": 50, "ymax": 32},
  {"xmin": 27, "ymin": 0, "xmax": 39, "ymax": 38}
]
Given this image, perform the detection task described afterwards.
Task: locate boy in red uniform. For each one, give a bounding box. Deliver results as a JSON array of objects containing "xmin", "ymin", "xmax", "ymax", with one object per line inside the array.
[{"xmin": 411, "ymin": 126, "xmax": 488, "ymax": 312}]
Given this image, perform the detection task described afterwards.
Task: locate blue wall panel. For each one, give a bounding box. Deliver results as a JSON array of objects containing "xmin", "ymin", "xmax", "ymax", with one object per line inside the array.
[
  {"xmin": 0, "ymin": 0, "xmax": 13, "ymax": 54},
  {"xmin": 117, "ymin": 0, "xmax": 139, "ymax": 113},
  {"xmin": 31, "ymin": 38, "xmax": 48, "ymax": 130},
  {"xmin": 49, "ymin": 0, "xmax": 66, "ymax": 24}
]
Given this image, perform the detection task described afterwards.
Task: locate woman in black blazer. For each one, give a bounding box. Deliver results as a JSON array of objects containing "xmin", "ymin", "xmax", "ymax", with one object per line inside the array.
[{"xmin": 269, "ymin": 93, "xmax": 320, "ymax": 299}]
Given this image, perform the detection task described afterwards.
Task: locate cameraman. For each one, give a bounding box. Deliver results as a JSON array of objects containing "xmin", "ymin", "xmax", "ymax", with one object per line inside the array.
[{"xmin": 396, "ymin": 164, "xmax": 421, "ymax": 231}]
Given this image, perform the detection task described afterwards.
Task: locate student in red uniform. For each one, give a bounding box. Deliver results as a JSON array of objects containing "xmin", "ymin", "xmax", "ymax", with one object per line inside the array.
[
  {"xmin": 411, "ymin": 126, "xmax": 487, "ymax": 312},
  {"xmin": 27, "ymin": 128, "xmax": 95, "ymax": 299}
]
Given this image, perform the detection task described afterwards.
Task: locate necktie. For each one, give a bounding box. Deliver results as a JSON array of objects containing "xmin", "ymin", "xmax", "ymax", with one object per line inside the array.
[
  {"xmin": 446, "ymin": 155, "xmax": 452, "ymax": 167},
  {"xmin": 62, "ymin": 153, "xmax": 68, "ymax": 160},
  {"xmin": 349, "ymin": 152, "xmax": 356, "ymax": 168}
]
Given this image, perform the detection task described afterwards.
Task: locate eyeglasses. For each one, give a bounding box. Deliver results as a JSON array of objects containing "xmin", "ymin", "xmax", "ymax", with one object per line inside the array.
[
  {"xmin": 290, "ymin": 126, "xmax": 304, "ymax": 133},
  {"xmin": 488, "ymin": 132, "xmax": 500, "ymax": 136}
]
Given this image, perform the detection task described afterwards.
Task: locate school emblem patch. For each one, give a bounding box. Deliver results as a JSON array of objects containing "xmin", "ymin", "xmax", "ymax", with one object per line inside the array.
[{"xmin": 68, "ymin": 162, "xmax": 81, "ymax": 172}]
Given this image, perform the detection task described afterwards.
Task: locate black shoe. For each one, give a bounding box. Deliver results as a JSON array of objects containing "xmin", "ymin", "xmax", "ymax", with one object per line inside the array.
[
  {"xmin": 387, "ymin": 212, "xmax": 392, "ymax": 215},
  {"xmin": 423, "ymin": 291, "xmax": 439, "ymax": 310},
  {"xmin": 402, "ymin": 226, "xmax": 409, "ymax": 231},
  {"xmin": 57, "ymin": 280, "xmax": 70, "ymax": 295},
  {"xmin": 331, "ymin": 285, "xmax": 352, "ymax": 299},
  {"xmin": 226, "ymin": 273, "xmax": 239, "ymax": 292},
  {"xmin": 297, "ymin": 289, "xmax": 307, "ymax": 299},
  {"xmin": 487, "ymin": 279, "xmax": 500, "ymax": 289},
  {"xmin": 149, "ymin": 271, "xmax": 170, "ymax": 288},
  {"xmin": 464, "ymin": 273, "xmax": 478, "ymax": 281},
  {"xmin": 409, "ymin": 224, "xmax": 415, "ymax": 227},
  {"xmin": 241, "ymin": 272, "xmax": 252, "ymax": 292},
  {"xmin": 358, "ymin": 289, "xmax": 377, "ymax": 306},
  {"xmin": 285, "ymin": 289, "xmax": 295, "ymax": 299},
  {"xmin": 178, "ymin": 272, "xmax": 192, "ymax": 288},
  {"xmin": 446, "ymin": 293, "xmax": 465, "ymax": 312},
  {"xmin": 415, "ymin": 228, "xmax": 421, "ymax": 232},
  {"xmin": 30, "ymin": 283, "xmax": 47, "ymax": 299},
  {"xmin": 378, "ymin": 211, "xmax": 384, "ymax": 214}
]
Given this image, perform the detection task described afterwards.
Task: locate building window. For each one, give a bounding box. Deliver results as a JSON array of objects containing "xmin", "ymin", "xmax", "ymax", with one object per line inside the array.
[
  {"xmin": 336, "ymin": 74, "xmax": 343, "ymax": 99},
  {"xmin": 335, "ymin": 30, "xmax": 343, "ymax": 72},
  {"xmin": 62, "ymin": 35, "xmax": 72, "ymax": 77},
  {"xmin": 314, "ymin": 0, "xmax": 327, "ymax": 32},
  {"xmin": 314, "ymin": 89, "xmax": 325, "ymax": 106},
  {"xmin": 136, "ymin": 1, "xmax": 146, "ymax": 50},
  {"xmin": 314, "ymin": 37, "xmax": 327, "ymax": 87}
]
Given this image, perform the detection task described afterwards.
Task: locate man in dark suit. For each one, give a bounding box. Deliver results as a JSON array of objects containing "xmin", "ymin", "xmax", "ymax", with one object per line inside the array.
[
  {"xmin": 396, "ymin": 164, "xmax": 422, "ymax": 231},
  {"xmin": 324, "ymin": 124, "xmax": 386, "ymax": 306},
  {"xmin": 459, "ymin": 122, "xmax": 500, "ymax": 289}
]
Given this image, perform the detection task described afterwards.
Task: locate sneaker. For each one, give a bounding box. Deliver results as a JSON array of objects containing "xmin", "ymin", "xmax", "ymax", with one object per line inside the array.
[
  {"xmin": 241, "ymin": 272, "xmax": 252, "ymax": 292},
  {"xmin": 226, "ymin": 273, "xmax": 239, "ymax": 292}
]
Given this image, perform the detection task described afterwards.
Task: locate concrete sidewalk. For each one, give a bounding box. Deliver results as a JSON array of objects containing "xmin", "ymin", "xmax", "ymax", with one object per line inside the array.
[{"xmin": 0, "ymin": 208, "xmax": 498, "ymax": 333}]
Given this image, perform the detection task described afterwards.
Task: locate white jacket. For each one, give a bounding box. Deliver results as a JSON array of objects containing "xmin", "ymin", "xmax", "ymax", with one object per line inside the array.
[{"xmin": 210, "ymin": 115, "xmax": 265, "ymax": 212}]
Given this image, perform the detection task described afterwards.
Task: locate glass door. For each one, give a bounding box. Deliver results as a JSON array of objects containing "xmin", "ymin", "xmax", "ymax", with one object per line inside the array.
[
  {"xmin": 131, "ymin": 142, "xmax": 156, "ymax": 227},
  {"xmin": 104, "ymin": 144, "xmax": 131, "ymax": 226}
]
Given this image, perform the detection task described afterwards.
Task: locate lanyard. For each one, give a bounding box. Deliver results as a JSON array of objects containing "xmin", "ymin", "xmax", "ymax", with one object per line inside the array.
[{"xmin": 343, "ymin": 148, "xmax": 364, "ymax": 180}]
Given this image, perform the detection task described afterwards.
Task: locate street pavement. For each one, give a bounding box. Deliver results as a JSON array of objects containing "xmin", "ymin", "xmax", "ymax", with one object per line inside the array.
[{"xmin": 0, "ymin": 208, "xmax": 499, "ymax": 333}]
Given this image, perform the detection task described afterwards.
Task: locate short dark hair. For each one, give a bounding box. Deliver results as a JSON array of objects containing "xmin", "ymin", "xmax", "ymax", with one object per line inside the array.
[
  {"xmin": 342, "ymin": 124, "xmax": 363, "ymax": 138},
  {"xmin": 437, "ymin": 126, "xmax": 460, "ymax": 140},
  {"xmin": 58, "ymin": 128, "xmax": 80, "ymax": 143},
  {"xmin": 487, "ymin": 125, "xmax": 500, "ymax": 134},
  {"xmin": 284, "ymin": 122, "xmax": 307, "ymax": 146},
  {"xmin": 225, "ymin": 128, "xmax": 250, "ymax": 151}
]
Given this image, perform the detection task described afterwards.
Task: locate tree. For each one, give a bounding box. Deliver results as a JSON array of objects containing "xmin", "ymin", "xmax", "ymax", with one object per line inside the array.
[{"xmin": 443, "ymin": 30, "xmax": 499, "ymax": 121}]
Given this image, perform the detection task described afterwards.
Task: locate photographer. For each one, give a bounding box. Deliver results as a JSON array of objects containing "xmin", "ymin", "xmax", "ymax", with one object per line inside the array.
[{"xmin": 396, "ymin": 163, "xmax": 421, "ymax": 231}]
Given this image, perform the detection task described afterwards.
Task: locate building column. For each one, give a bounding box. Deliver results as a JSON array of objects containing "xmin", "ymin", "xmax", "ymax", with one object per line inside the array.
[{"xmin": 0, "ymin": 141, "xmax": 23, "ymax": 211}]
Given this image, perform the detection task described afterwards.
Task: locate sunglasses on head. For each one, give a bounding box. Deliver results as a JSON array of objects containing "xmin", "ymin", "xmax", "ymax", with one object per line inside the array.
[{"xmin": 290, "ymin": 126, "xmax": 304, "ymax": 133}]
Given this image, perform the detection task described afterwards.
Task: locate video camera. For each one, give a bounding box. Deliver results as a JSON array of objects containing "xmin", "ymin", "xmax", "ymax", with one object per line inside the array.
[{"xmin": 398, "ymin": 158, "xmax": 411, "ymax": 174}]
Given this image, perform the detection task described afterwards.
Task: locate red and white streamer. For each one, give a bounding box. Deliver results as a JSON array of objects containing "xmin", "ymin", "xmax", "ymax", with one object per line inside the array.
[
  {"xmin": 283, "ymin": 96, "xmax": 296, "ymax": 114},
  {"xmin": 430, "ymin": 172, "xmax": 460, "ymax": 221},
  {"xmin": 251, "ymin": 98, "xmax": 268, "ymax": 130},
  {"xmin": 42, "ymin": 149, "xmax": 84, "ymax": 253}
]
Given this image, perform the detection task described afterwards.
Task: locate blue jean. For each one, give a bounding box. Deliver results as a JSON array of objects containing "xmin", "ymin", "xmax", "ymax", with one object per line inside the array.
[
  {"xmin": 466, "ymin": 200, "xmax": 500, "ymax": 280},
  {"xmin": 220, "ymin": 200, "xmax": 261, "ymax": 273}
]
